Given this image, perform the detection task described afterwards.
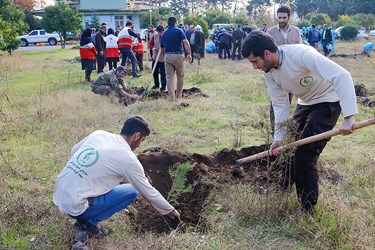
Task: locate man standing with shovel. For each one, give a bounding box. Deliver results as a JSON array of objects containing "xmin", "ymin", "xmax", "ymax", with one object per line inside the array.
[{"xmin": 242, "ymin": 31, "xmax": 358, "ymax": 212}]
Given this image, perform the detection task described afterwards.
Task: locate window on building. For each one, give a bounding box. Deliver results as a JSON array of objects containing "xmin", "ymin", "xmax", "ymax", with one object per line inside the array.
[
  {"xmin": 127, "ymin": 16, "xmax": 133, "ymax": 21},
  {"xmin": 115, "ymin": 16, "xmax": 124, "ymax": 28}
]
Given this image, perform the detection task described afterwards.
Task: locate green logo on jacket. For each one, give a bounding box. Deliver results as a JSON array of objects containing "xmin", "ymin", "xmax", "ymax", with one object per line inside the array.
[{"xmin": 300, "ymin": 76, "xmax": 317, "ymax": 90}]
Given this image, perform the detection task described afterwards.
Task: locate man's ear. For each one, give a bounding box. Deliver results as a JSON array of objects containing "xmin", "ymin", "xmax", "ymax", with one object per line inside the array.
[
  {"xmin": 133, "ymin": 132, "xmax": 141, "ymax": 140},
  {"xmin": 264, "ymin": 50, "xmax": 272, "ymax": 59}
]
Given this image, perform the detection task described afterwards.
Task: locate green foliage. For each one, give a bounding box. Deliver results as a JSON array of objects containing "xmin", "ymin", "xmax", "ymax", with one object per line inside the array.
[
  {"xmin": 140, "ymin": 7, "xmax": 172, "ymax": 28},
  {"xmin": 310, "ymin": 13, "xmax": 332, "ymax": 27},
  {"xmin": 89, "ymin": 14, "xmax": 100, "ymax": 28},
  {"xmin": 202, "ymin": 10, "xmax": 232, "ymax": 29},
  {"xmin": 24, "ymin": 9, "xmax": 41, "ymax": 31},
  {"xmin": 352, "ymin": 13, "xmax": 375, "ymax": 31},
  {"xmin": 233, "ymin": 13, "xmax": 250, "ymax": 26},
  {"xmin": 0, "ymin": 0, "xmax": 28, "ymax": 54},
  {"xmin": 167, "ymin": 162, "xmax": 193, "ymax": 204},
  {"xmin": 296, "ymin": 19, "xmax": 311, "ymax": 29},
  {"xmin": 341, "ymin": 25, "xmax": 359, "ymax": 40},
  {"xmin": 197, "ymin": 19, "xmax": 210, "ymax": 38},
  {"xmin": 336, "ymin": 15, "xmax": 356, "ymax": 28},
  {"xmin": 41, "ymin": 1, "xmax": 82, "ymax": 48},
  {"xmin": 183, "ymin": 13, "xmax": 201, "ymax": 26}
]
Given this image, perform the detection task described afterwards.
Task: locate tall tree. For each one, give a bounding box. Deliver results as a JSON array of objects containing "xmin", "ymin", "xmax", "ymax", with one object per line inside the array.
[
  {"xmin": 294, "ymin": 0, "xmax": 317, "ymax": 19},
  {"xmin": 41, "ymin": 1, "xmax": 82, "ymax": 48},
  {"xmin": 169, "ymin": 0, "xmax": 189, "ymax": 19},
  {"xmin": 24, "ymin": 9, "xmax": 42, "ymax": 30},
  {"xmin": 0, "ymin": 0, "xmax": 28, "ymax": 54},
  {"xmin": 347, "ymin": 0, "xmax": 375, "ymax": 15},
  {"xmin": 246, "ymin": 0, "xmax": 271, "ymax": 21}
]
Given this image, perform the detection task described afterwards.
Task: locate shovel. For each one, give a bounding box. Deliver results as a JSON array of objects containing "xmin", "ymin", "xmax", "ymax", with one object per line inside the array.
[
  {"xmin": 139, "ymin": 48, "xmax": 162, "ymax": 98},
  {"xmin": 236, "ymin": 118, "xmax": 375, "ymax": 165}
]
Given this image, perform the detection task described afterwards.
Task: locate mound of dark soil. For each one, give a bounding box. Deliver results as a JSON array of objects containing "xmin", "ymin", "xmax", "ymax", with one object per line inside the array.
[
  {"xmin": 130, "ymin": 145, "xmax": 344, "ymax": 234},
  {"xmin": 130, "ymin": 145, "xmax": 277, "ymax": 234},
  {"xmin": 354, "ymin": 84, "xmax": 375, "ymax": 107},
  {"xmin": 119, "ymin": 87, "xmax": 208, "ymax": 106}
]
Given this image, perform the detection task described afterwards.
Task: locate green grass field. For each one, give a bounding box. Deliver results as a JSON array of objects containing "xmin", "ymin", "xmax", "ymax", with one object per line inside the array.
[{"xmin": 0, "ymin": 40, "xmax": 374, "ymax": 249}]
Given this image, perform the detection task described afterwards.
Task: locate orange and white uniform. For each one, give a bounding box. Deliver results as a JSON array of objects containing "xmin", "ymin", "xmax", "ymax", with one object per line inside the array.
[
  {"xmin": 104, "ymin": 34, "xmax": 119, "ymax": 59},
  {"xmin": 118, "ymin": 27, "xmax": 134, "ymax": 49},
  {"xmin": 80, "ymin": 41, "xmax": 97, "ymax": 60}
]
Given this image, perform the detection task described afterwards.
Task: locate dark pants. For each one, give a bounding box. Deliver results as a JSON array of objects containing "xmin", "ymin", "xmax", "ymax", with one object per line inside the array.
[
  {"xmin": 232, "ymin": 41, "xmax": 242, "ymax": 60},
  {"xmin": 322, "ymin": 40, "xmax": 330, "ymax": 56},
  {"xmin": 281, "ymin": 102, "xmax": 341, "ymax": 210},
  {"xmin": 120, "ymin": 48, "xmax": 138, "ymax": 76},
  {"xmin": 84, "ymin": 69, "xmax": 92, "ymax": 81},
  {"xmin": 152, "ymin": 60, "xmax": 166, "ymax": 90},
  {"xmin": 135, "ymin": 54, "xmax": 144, "ymax": 71},
  {"xmin": 190, "ymin": 44, "xmax": 197, "ymax": 63},
  {"xmin": 218, "ymin": 43, "xmax": 230, "ymax": 59},
  {"xmin": 107, "ymin": 61, "xmax": 117, "ymax": 70},
  {"xmin": 96, "ymin": 53, "xmax": 106, "ymax": 73}
]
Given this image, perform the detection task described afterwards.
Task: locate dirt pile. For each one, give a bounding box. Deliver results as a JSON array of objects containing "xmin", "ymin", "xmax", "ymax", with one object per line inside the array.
[
  {"xmin": 130, "ymin": 145, "xmax": 344, "ymax": 234},
  {"xmin": 355, "ymin": 84, "xmax": 375, "ymax": 107},
  {"xmin": 120, "ymin": 87, "xmax": 209, "ymax": 106},
  {"xmin": 130, "ymin": 145, "xmax": 277, "ymax": 234}
]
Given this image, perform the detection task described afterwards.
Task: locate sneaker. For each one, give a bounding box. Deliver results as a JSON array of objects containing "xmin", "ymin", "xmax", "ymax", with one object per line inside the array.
[
  {"xmin": 74, "ymin": 221, "xmax": 109, "ymax": 239},
  {"xmin": 72, "ymin": 241, "xmax": 90, "ymax": 250},
  {"xmin": 133, "ymin": 73, "xmax": 142, "ymax": 77},
  {"xmin": 84, "ymin": 224, "xmax": 109, "ymax": 239},
  {"xmin": 151, "ymin": 85, "xmax": 159, "ymax": 90}
]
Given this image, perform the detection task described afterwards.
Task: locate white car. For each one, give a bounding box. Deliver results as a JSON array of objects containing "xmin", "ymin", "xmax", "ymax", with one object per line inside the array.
[
  {"xmin": 17, "ymin": 30, "xmax": 62, "ymax": 46},
  {"xmin": 369, "ymin": 29, "xmax": 375, "ymax": 39},
  {"xmin": 139, "ymin": 28, "xmax": 148, "ymax": 41}
]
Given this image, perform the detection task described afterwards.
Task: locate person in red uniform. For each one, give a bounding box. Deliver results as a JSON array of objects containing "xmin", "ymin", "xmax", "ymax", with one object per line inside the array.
[
  {"xmin": 80, "ymin": 28, "xmax": 97, "ymax": 82},
  {"xmin": 132, "ymin": 36, "xmax": 145, "ymax": 72},
  {"xmin": 118, "ymin": 21, "xmax": 142, "ymax": 77},
  {"xmin": 104, "ymin": 28, "xmax": 119, "ymax": 70}
]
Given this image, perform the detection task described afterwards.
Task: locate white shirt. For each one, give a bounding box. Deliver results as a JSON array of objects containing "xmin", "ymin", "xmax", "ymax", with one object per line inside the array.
[
  {"xmin": 53, "ymin": 130, "xmax": 174, "ymax": 216},
  {"xmin": 264, "ymin": 44, "xmax": 358, "ymax": 141}
]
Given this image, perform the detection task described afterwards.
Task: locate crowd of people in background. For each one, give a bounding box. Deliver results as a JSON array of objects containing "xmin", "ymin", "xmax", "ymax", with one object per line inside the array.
[{"xmin": 79, "ymin": 10, "xmax": 338, "ymax": 104}]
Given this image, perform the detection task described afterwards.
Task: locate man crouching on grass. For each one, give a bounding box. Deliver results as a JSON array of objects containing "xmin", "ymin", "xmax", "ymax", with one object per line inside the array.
[
  {"xmin": 242, "ymin": 30, "xmax": 358, "ymax": 212},
  {"xmin": 53, "ymin": 116, "xmax": 180, "ymax": 248}
]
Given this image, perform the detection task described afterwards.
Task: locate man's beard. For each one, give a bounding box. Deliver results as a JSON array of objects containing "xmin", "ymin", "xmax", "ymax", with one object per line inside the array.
[{"xmin": 263, "ymin": 58, "xmax": 274, "ymax": 73}]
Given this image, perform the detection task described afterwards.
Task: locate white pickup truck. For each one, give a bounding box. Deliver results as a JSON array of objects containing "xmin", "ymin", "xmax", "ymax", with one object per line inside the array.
[{"xmin": 17, "ymin": 30, "xmax": 62, "ymax": 47}]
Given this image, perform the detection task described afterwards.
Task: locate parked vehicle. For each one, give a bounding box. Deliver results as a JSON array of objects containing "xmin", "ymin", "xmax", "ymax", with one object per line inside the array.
[
  {"xmin": 208, "ymin": 23, "xmax": 234, "ymax": 34},
  {"xmin": 335, "ymin": 26, "xmax": 368, "ymax": 40},
  {"xmin": 369, "ymin": 29, "xmax": 375, "ymax": 39},
  {"xmin": 17, "ymin": 30, "xmax": 62, "ymax": 47},
  {"xmin": 139, "ymin": 28, "xmax": 148, "ymax": 41}
]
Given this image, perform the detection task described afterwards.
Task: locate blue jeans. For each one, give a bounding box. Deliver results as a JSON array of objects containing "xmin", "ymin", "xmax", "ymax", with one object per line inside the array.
[
  {"xmin": 120, "ymin": 48, "xmax": 138, "ymax": 76},
  {"xmin": 70, "ymin": 184, "xmax": 138, "ymax": 226}
]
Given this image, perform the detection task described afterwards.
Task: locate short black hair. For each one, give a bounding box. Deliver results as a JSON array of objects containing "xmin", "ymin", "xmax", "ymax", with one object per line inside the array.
[
  {"xmin": 120, "ymin": 115, "xmax": 150, "ymax": 137},
  {"xmin": 168, "ymin": 16, "xmax": 177, "ymax": 27},
  {"xmin": 126, "ymin": 21, "xmax": 133, "ymax": 27},
  {"xmin": 242, "ymin": 30, "xmax": 278, "ymax": 59},
  {"xmin": 115, "ymin": 66, "xmax": 125, "ymax": 73},
  {"xmin": 277, "ymin": 4, "xmax": 291, "ymax": 17}
]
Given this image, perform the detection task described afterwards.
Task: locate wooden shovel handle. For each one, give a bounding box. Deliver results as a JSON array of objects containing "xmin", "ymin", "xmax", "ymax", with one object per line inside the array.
[{"xmin": 236, "ymin": 118, "xmax": 375, "ymax": 165}]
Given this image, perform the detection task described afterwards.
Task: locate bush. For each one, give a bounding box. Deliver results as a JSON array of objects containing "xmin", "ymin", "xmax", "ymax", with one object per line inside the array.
[
  {"xmin": 296, "ymin": 20, "xmax": 311, "ymax": 29},
  {"xmin": 341, "ymin": 25, "xmax": 358, "ymax": 40}
]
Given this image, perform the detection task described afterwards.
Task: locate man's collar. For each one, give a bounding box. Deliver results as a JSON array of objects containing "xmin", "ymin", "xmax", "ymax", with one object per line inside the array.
[
  {"xmin": 275, "ymin": 48, "xmax": 284, "ymax": 70},
  {"xmin": 278, "ymin": 25, "xmax": 291, "ymax": 32}
]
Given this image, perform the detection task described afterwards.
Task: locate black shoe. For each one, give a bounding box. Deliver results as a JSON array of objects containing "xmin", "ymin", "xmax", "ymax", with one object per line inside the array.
[
  {"xmin": 133, "ymin": 73, "xmax": 142, "ymax": 77},
  {"xmin": 151, "ymin": 85, "xmax": 159, "ymax": 90},
  {"xmin": 74, "ymin": 221, "xmax": 109, "ymax": 239}
]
